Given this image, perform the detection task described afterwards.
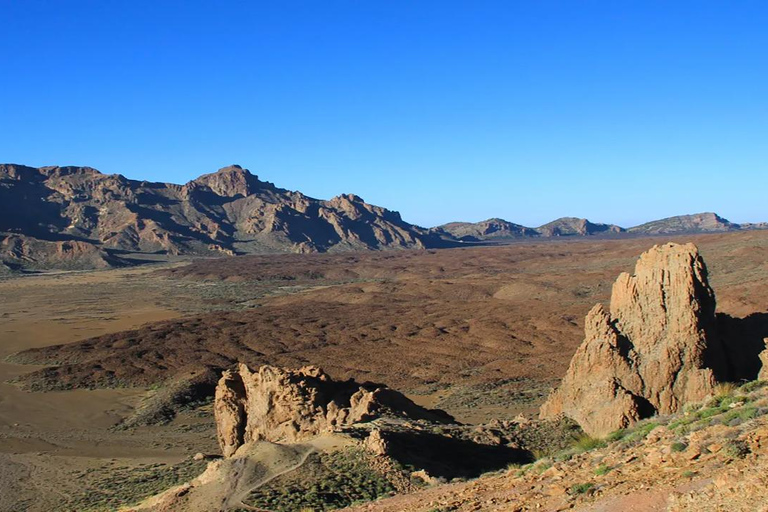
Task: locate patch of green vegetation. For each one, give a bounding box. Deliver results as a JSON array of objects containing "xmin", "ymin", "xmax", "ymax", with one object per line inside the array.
[
  {"xmin": 722, "ymin": 406, "xmax": 758, "ymax": 424},
  {"xmin": 244, "ymin": 449, "xmax": 396, "ymax": 511},
  {"xmin": 605, "ymin": 428, "xmax": 628, "ymax": 442},
  {"xmin": 569, "ymin": 482, "xmax": 595, "ymax": 495},
  {"xmin": 532, "ymin": 460, "xmax": 552, "ymax": 474},
  {"xmin": 515, "ymin": 465, "xmax": 530, "ymax": 477},
  {"xmin": 682, "ymin": 470, "xmax": 696, "ymax": 478},
  {"xmin": 574, "ymin": 435, "xmax": 606, "ymax": 452},
  {"xmin": 671, "ymin": 441, "xmax": 688, "ymax": 452},
  {"xmin": 723, "ymin": 439, "xmax": 750, "ymax": 460},
  {"xmin": 739, "ymin": 380, "xmax": 767, "ymax": 393},
  {"xmin": 594, "ymin": 464, "xmax": 612, "ymax": 476},
  {"xmin": 715, "ymin": 382, "xmax": 738, "ymax": 398},
  {"xmin": 621, "ymin": 421, "xmax": 659, "ymax": 444},
  {"xmin": 63, "ymin": 458, "xmax": 208, "ymax": 511}
]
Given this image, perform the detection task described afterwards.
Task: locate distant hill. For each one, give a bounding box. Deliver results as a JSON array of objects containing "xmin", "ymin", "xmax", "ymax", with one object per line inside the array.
[
  {"xmin": 436, "ymin": 213, "xmax": 766, "ymax": 243},
  {"xmin": 627, "ymin": 212, "xmax": 742, "ymax": 235},
  {"xmin": 0, "ymin": 164, "xmax": 443, "ymax": 270},
  {"xmin": 435, "ymin": 216, "xmax": 624, "ymax": 241},
  {"xmin": 434, "ymin": 218, "xmax": 538, "ymax": 241},
  {"xmin": 536, "ymin": 217, "xmax": 624, "ymax": 237}
]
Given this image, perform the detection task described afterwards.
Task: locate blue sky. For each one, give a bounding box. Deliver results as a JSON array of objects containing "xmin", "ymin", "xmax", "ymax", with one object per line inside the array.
[{"xmin": 2, "ymin": 1, "xmax": 766, "ymax": 228}]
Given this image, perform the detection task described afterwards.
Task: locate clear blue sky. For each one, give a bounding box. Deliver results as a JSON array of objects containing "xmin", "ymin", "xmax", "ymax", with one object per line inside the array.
[{"xmin": 2, "ymin": 1, "xmax": 766, "ymax": 228}]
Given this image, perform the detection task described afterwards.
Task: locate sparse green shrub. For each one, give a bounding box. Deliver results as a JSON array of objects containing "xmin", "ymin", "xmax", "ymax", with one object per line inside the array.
[
  {"xmin": 740, "ymin": 380, "xmax": 767, "ymax": 393},
  {"xmin": 605, "ymin": 428, "xmax": 627, "ymax": 442},
  {"xmin": 622, "ymin": 421, "xmax": 659, "ymax": 443},
  {"xmin": 682, "ymin": 470, "xmax": 696, "ymax": 478},
  {"xmin": 574, "ymin": 435, "xmax": 606, "ymax": 452},
  {"xmin": 671, "ymin": 441, "xmax": 688, "ymax": 452},
  {"xmin": 723, "ymin": 439, "xmax": 750, "ymax": 460},
  {"xmin": 244, "ymin": 449, "xmax": 396, "ymax": 511},
  {"xmin": 533, "ymin": 460, "xmax": 552, "ymax": 474},
  {"xmin": 569, "ymin": 482, "xmax": 594, "ymax": 495},
  {"xmin": 698, "ymin": 406, "xmax": 725, "ymax": 420},
  {"xmin": 594, "ymin": 464, "xmax": 611, "ymax": 476},
  {"xmin": 722, "ymin": 406, "xmax": 758, "ymax": 424},
  {"xmin": 715, "ymin": 382, "xmax": 738, "ymax": 398}
]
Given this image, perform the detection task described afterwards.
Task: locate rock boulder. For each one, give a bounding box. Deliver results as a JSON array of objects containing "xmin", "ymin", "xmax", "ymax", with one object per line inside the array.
[
  {"xmin": 214, "ymin": 363, "xmax": 452, "ymax": 456},
  {"xmin": 540, "ymin": 243, "xmax": 726, "ymax": 436}
]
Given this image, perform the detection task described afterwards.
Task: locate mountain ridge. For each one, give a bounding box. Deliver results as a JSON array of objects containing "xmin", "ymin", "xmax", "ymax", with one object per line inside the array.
[
  {"xmin": 2, "ymin": 163, "xmax": 766, "ymax": 270},
  {"xmin": 436, "ymin": 211, "xmax": 765, "ymax": 242},
  {"xmin": 0, "ymin": 163, "xmax": 441, "ymax": 270}
]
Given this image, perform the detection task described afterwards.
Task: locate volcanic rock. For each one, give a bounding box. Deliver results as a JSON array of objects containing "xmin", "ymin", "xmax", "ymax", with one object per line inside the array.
[
  {"xmin": 540, "ymin": 242, "xmax": 726, "ymax": 436},
  {"xmin": 214, "ymin": 364, "xmax": 452, "ymax": 456}
]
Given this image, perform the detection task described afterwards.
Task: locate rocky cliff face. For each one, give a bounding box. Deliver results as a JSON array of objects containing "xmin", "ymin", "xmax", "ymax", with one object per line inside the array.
[
  {"xmin": 0, "ymin": 164, "xmax": 439, "ymax": 270},
  {"xmin": 214, "ymin": 364, "xmax": 452, "ymax": 456},
  {"xmin": 540, "ymin": 243, "xmax": 727, "ymax": 436}
]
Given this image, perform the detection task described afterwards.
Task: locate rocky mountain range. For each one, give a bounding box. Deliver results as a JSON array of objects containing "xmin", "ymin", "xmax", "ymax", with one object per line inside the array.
[
  {"xmin": 0, "ymin": 164, "xmax": 440, "ymax": 270},
  {"xmin": 1, "ymin": 163, "xmax": 765, "ymax": 270}
]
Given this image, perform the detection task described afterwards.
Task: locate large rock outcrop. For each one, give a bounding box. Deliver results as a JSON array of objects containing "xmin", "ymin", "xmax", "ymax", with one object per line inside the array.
[
  {"xmin": 214, "ymin": 364, "xmax": 452, "ymax": 456},
  {"xmin": 540, "ymin": 243, "xmax": 727, "ymax": 436}
]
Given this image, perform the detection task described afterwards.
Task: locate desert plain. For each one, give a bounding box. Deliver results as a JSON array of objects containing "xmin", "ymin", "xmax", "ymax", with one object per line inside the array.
[{"xmin": 1, "ymin": 230, "xmax": 768, "ymax": 511}]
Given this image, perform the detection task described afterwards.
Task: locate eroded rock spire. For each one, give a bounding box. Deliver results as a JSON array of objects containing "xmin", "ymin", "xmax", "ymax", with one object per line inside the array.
[{"xmin": 540, "ymin": 243, "xmax": 726, "ymax": 436}]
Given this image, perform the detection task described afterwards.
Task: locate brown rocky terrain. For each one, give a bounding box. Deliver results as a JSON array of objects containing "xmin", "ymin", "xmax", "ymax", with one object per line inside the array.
[
  {"xmin": 10, "ymin": 231, "xmax": 768, "ymax": 426},
  {"xmin": 132, "ymin": 362, "xmax": 575, "ymax": 512},
  {"xmin": 341, "ymin": 381, "xmax": 768, "ymax": 512},
  {"xmin": 3, "ymin": 230, "xmax": 768, "ymax": 510},
  {"xmin": 132, "ymin": 237, "xmax": 768, "ymax": 511}
]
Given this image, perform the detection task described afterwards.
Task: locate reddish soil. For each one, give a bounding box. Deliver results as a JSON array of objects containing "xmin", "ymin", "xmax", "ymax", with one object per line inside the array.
[{"xmin": 12, "ymin": 231, "xmax": 768, "ymax": 423}]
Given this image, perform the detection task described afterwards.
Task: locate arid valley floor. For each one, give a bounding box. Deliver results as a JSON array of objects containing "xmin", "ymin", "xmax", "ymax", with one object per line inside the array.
[{"xmin": 2, "ymin": 231, "xmax": 768, "ymax": 511}]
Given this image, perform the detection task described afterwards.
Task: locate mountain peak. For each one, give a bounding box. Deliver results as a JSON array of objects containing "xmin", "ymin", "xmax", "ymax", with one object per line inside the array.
[
  {"xmin": 190, "ymin": 165, "xmax": 263, "ymax": 197},
  {"xmin": 537, "ymin": 217, "xmax": 624, "ymax": 237}
]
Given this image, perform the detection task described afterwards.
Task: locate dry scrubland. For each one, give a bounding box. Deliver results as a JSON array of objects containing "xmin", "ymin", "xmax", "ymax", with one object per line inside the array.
[{"xmin": 1, "ymin": 230, "xmax": 767, "ymax": 511}]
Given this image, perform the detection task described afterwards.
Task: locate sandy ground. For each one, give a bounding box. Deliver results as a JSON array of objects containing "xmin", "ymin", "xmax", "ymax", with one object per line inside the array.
[
  {"xmin": 0, "ymin": 266, "xmax": 180, "ymax": 434},
  {"xmin": 0, "ymin": 265, "xmax": 216, "ymax": 512}
]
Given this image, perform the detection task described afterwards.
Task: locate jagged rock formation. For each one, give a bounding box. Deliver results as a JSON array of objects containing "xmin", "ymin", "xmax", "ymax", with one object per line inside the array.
[
  {"xmin": 540, "ymin": 243, "xmax": 727, "ymax": 436},
  {"xmin": 0, "ymin": 164, "xmax": 439, "ymax": 270},
  {"xmin": 214, "ymin": 364, "xmax": 452, "ymax": 456}
]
